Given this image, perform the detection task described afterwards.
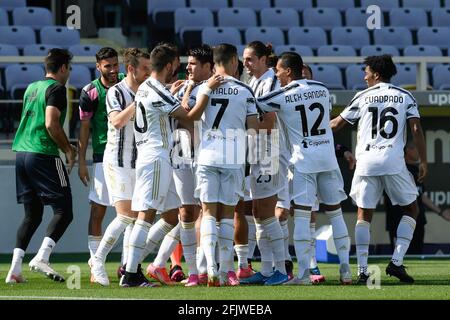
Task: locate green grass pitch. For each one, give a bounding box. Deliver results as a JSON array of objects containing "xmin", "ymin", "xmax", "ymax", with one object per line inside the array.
[{"xmin": 0, "ymin": 254, "xmax": 449, "ymax": 300}]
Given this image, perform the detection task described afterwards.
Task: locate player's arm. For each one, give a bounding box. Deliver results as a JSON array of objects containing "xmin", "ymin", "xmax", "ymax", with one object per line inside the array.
[
  {"xmin": 258, "ymin": 112, "xmax": 276, "ymax": 132},
  {"xmin": 77, "ymin": 87, "xmax": 94, "ymax": 185},
  {"xmin": 409, "ymin": 118, "xmax": 427, "ymax": 182},
  {"xmin": 109, "ymin": 102, "xmax": 136, "ymax": 129},
  {"xmin": 330, "ymin": 116, "xmax": 348, "ymax": 133},
  {"xmin": 332, "ymin": 93, "xmax": 361, "ymax": 132}
]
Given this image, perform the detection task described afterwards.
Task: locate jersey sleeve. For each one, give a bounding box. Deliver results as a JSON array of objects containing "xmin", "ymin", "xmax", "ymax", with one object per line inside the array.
[
  {"xmin": 45, "ymin": 83, "xmax": 67, "ymax": 112},
  {"xmin": 246, "ymin": 92, "xmax": 258, "ymax": 117},
  {"xmin": 256, "ymin": 89, "xmax": 284, "ymax": 113},
  {"xmin": 340, "ymin": 93, "xmax": 362, "ymax": 125},
  {"xmin": 79, "ymin": 84, "xmax": 98, "ymax": 121},
  {"xmin": 405, "ymin": 95, "xmax": 420, "ymax": 119},
  {"xmin": 106, "ymin": 86, "xmax": 124, "ymax": 115}
]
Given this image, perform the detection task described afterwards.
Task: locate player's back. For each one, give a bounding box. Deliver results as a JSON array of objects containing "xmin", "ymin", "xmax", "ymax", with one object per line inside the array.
[{"xmin": 341, "ymin": 82, "xmax": 419, "ymax": 176}]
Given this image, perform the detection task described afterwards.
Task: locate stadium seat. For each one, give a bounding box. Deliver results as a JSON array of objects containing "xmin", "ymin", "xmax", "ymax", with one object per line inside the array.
[
  {"xmin": 360, "ymin": 0, "xmax": 399, "ymax": 11},
  {"xmin": 275, "ymin": 45, "xmax": 313, "ymax": 57},
  {"xmin": 0, "ymin": 26, "xmax": 36, "ymax": 50},
  {"xmin": 202, "ymin": 27, "xmax": 242, "ymax": 46},
  {"xmin": 69, "ymin": 65, "xmax": 92, "ymax": 90},
  {"xmin": 4, "ymin": 64, "xmax": 44, "ymax": 98},
  {"xmin": 231, "ymin": 0, "xmax": 271, "ymax": 11},
  {"xmin": 23, "ymin": 44, "xmax": 56, "ymax": 56},
  {"xmin": 345, "ymin": 8, "xmax": 385, "ymax": 27},
  {"xmin": 360, "ymin": 45, "xmax": 399, "ymax": 57},
  {"xmin": 417, "ymin": 27, "xmax": 450, "ymax": 49},
  {"xmin": 69, "ymin": 44, "xmax": 103, "ymax": 56},
  {"xmin": 260, "ymin": 8, "xmax": 300, "ymax": 30},
  {"xmin": 147, "ymin": 0, "xmax": 186, "ymax": 15},
  {"xmin": 303, "ymin": 8, "xmax": 342, "ymax": 30},
  {"xmin": 402, "ymin": 0, "xmax": 440, "ymax": 10},
  {"xmin": 316, "ymin": 0, "xmax": 355, "ymax": 10},
  {"xmin": 432, "ymin": 65, "xmax": 450, "ymax": 90},
  {"xmin": 0, "ymin": 43, "xmax": 19, "ymax": 68},
  {"xmin": 236, "ymin": 45, "xmax": 246, "ymax": 57},
  {"xmin": 288, "ymin": 27, "xmax": 327, "ymax": 50},
  {"xmin": 174, "ymin": 8, "xmax": 213, "ymax": 33},
  {"xmin": 317, "ymin": 45, "xmax": 356, "ymax": 68},
  {"xmin": 331, "ymin": 27, "xmax": 370, "ymax": 49},
  {"xmin": 12, "ymin": 7, "xmax": 53, "ymax": 30},
  {"xmin": 404, "ymin": 45, "xmax": 442, "ymax": 57},
  {"xmin": 273, "ymin": 0, "xmax": 313, "ymax": 10},
  {"xmin": 373, "ymin": 27, "xmax": 412, "ymax": 49},
  {"xmin": 389, "ymin": 8, "xmax": 428, "ymax": 30},
  {"xmin": 345, "ymin": 64, "xmax": 367, "ymax": 90},
  {"xmin": 218, "ymin": 8, "xmax": 257, "ymax": 29},
  {"xmin": 0, "ymin": 7, "xmax": 8, "ymax": 26},
  {"xmin": 190, "ymin": 0, "xmax": 228, "ymax": 11},
  {"xmin": 431, "ymin": 8, "xmax": 450, "ymax": 27},
  {"xmin": 391, "ymin": 64, "xmax": 418, "ymax": 87},
  {"xmin": 309, "ymin": 65, "xmax": 345, "ymax": 90},
  {"xmin": 446, "ymin": 0, "xmax": 450, "ymax": 7},
  {"xmin": 0, "ymin": 0, "xmax": 26, "ymax": 11},
  {"xmin": 244, "ymin": 27, "xmax": 285, "ymax": 46},
  {"xmin": 40, "ymin": 26, "xmax": 80, "ymax": 48}
]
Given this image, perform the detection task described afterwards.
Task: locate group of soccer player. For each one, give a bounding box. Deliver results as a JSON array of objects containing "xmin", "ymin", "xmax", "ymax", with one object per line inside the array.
[{"xmin": 5, "ymin": 39, "xmax": 427, "ymax": 288}]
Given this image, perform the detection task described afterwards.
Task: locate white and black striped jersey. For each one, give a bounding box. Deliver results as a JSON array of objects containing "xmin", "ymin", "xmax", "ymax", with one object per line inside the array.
[
  {"xmin": 134, "ymin": 77, "xmax": 181, "ymax": 164},
  {"xmin": 104, "ymin": 78, "xmax": 137, "ymax": 168},
  {"xmin": 257, "ymin": 79, "xmax": 339, "ymax": 173},
  {"xmin": 196, "ymin": 76, "xmax": 258, "ymax": 169},
  {"xmin": 340, "ymin": 82, "xmax": 420, "ymax": 176}
]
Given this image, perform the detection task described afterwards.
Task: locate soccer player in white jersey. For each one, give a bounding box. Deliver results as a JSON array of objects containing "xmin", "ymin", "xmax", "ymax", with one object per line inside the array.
[
  {"xmin": 120, "ymin": 45, "xmax": 222, "ymax": 287},
  {"xmin": 240, "ymin": 41, "xmax": 291, "ymax": 285},
  {"xmin": 195, "ymin": 43, "xmax": 259, "ymax": 287},
  {"xmin": 147, "ymin": 45, "xmax": 215, "ymax": 286},
  {"xmin": 330, "ymin": 55, "xmax": 427, "ymax": 284},
  {"xmin": 257, "ymin": 52, "xmax": 351, "ymax": 285},
  {"xmin": 90, "ymin": 48, "xmax": 151, "ymax": 286}
]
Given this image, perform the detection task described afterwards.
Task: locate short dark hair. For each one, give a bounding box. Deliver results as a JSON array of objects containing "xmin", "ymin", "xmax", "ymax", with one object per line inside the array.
[
  {"xmin": 245, "ymin": 41, "xmax": 273, "ymax": 58},
  {"xmin": 278, "ymin": 52, "xmax": 303, "ymax": 79},
  {"xmin": 267, "ymin": 53, "xmax": 278, "ymax": 69},
  {"xmin": 213, "ymin": 43, "xmax": 237, "ymax": 66},
  {"xmin": 237, "ymin": 59, "xmax": 244, "ymax": 78},
  {"xmin": 157, "ymin": 42, "xmax": 180, "ymax": 57},
  {"xmin": 44, "ymin": 48, "xmax": 73, "ymax": 74},
  {"xmin": 188, "ymin": 44, "xmax": 214, "ymax": 68},
  {"xmin": 303, "ymin": 63, "xmax": 313, "ymax": 78},
  {"xmin": 95, "ymin": 47, "xmax": 118, "ymax": 62},
  {"xmin": 150, "ymin": 45, "xmax": 177, "ymax": 72},
  {"xmin": 364, "ymin": 54, "xmax": 397, "ymax": 81},
  {"xmin": 123, "ymin": 48, "xmax": 150, "ymax": 70}
]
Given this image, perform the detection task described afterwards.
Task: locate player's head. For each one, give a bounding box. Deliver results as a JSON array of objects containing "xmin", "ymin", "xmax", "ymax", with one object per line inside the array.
[
  {"xmin": 158, "ymin": 42, "xmax": 181, "ymax": 82},
  {"xmin": 363, "ymin": 54, "xmax": 397, "ymax": 87},
  {"xmin": 45, "ymin": 48, "xmax": 73, "ymax": 84},
  {"xmin": 243, "ymin": 41, "xmax": 273, "ymax": 78},
  {"xmin": 234, "ymin": 59, "xmax": 244, "ymax": 80},
  {"xmin": 95, "ymin": 47, "xmax": 120, "ymax": 86},
  {"xmin": 276, "ymin": 52, "xmax": 303, "ymax": 86},
  {"xmin": 302, "ymin": 63, "xmax": 313, "ymax": 80},
  {"xmin": 187, "ymin": 44, "xmax": 214, "ymax": 82},
  {"xmin": 123, "ymin": 48, "xmax": 151, "ymax": 85},
  {"xmin": 213, "ymin": 43, "xmax": 238, "ymax": 75},
  {"xmin": 150, "ymin": 44, "xmax": 179, "ymax": 83}
]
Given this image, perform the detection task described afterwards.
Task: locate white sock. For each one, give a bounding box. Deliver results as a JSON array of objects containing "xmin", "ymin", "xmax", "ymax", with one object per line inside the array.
[
  {"xmin": 200, "ymin": 215, "xmax": 218, "ymax": 275},
  {"xmin": 141, "ymin": 218, "xmax": 174, "ymax": 263},
  {"xmin": 234, "ymin": 244, "xmax": 249, "ymax": 269},
  {"xmin": 255, "ymin": 220, "xmax": 273, "ymax": 277},
  {"xmin": 218, "ymin": 219, "xmax": 235, "ymax": 274},
  {"xmin": 279, "ymin": 219, "xmax": 292, "ymax": 261},
  {"xmin": 126, "ymin": 220, "xmax": 151, "ymax": 273},
  {"xmin": 293, "ymin": 209, "xmax": 311, "ymax": 279},
  {"xmin": 196, "ymin": 246, "xmax": 207, "ymax": 274},
  {"xmin": 309, "ymin": 223, "xmax": 318, "ymax": 269},
  {"xmin": 392, "ymin": 215, "xmax": 416, "ymax": 266},
  {"xmin": 264, "ymin": 217, "xmax": 286, "ymax": 274},
  {"xmin": 121, "ymin": 223, "xmax": 133, "ymax": 266},
  {"xmin": 153, "ymin": 223, "xmax": 180, "ymax": 268},
  {"xmin": 88, "ymin": 235, "xmax": 102, "ymax": 261},
  {"xmin": 10, "ymin": 248, "xmax": 25, "ymax": 274},
  {"xmin": 95, "ymin": 215, "xmax": 134, "ymax": 263},
  {"xmin": 180, "ymin": 221, "xmax": 198, "ymax": 276},
  {"xmin": 355, "ymin": 220, "xmax": 371, "ymax": 275},
  {"xmin": 246, "ymin": 215, "xmax": 257, "ymax": 260},
  {"xmin": 326, "ymin": 208, "xmax": 350, "ymax": 266},
  {"xmin": 35, "ymin": 237, "xmax": 56, "ymax": 262}
]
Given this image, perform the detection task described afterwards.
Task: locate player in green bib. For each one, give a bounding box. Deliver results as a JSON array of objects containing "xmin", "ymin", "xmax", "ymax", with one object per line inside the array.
[{"xmin": 6, "ymin": 49, "xmax": 76, "ymax": 284}]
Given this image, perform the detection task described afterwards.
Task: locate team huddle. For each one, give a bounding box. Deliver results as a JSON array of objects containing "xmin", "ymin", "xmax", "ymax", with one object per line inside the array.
[{"xmin": 5, "ymin": 41, "xmax": 427, "ymax": 288}]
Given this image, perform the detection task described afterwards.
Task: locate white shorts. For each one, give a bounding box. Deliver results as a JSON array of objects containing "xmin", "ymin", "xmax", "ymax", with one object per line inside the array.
[
  {"xmin": 350, "ymin": 166, "xmax": 418, "ymax": 209},
  {"xmin": 173, "ymin": 166, "xmax": 199, "ymax": 206},
  {"xmin": 292, "ymin": 168, "xmax": 347, "ymax": 207},
  {"xmin": 103, "ymin": 162, "xmax": 135, "ymax": 204},
  {"xmin": 250, "ymin": 158, "xmax": 287, "ymax": 200},
  {"xmin": 89, "ymin": 162, "xmax": 111, "ymax": 206},
  {"xmin": 195, "ymin": 165, "xmax": 245, "ymax": 206},
  {"xmin": 243, "ymin": 176, "xmax": 252, "ymax": 202},
  {"xmin": 276, "ymin": 178, "xmax": 290, "ymax": 209},
  {"xmin": 132, "ymin": 159, "xmax": 181, "ymax": 212}
]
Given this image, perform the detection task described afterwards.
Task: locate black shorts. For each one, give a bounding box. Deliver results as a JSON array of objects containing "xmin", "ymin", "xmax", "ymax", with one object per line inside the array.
[{"xmin": 16, "ymin": 152, "xmax": 72, "ymax": 205}]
